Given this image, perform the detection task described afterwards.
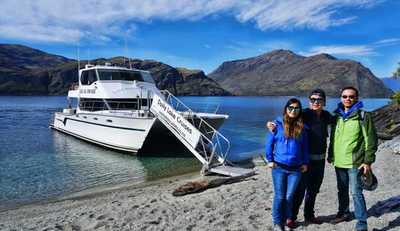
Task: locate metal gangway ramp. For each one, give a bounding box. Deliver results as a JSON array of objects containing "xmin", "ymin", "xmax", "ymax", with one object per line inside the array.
[{"xmin": 150, "ymin": 90, "xmax": 254, "ymax": 177}]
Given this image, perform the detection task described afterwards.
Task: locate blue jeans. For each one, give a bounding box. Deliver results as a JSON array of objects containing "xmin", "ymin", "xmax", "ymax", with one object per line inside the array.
[
  {"xmin": 272, "ymin": 166, "xmax": 302, "ymax": 225},
  {"xmin": 335, "ymin": 167, "xmax": 368, "ymax": 231}
]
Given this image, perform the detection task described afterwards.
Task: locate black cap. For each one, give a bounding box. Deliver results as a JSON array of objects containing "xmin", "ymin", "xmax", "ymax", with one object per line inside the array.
[
  {"xmin": 358, "ymin": 169, "xmax": 378, "ymax": 191},
  {"xmin": 309, "ymin": 89, "xmax": 326, "ymax": 101}
]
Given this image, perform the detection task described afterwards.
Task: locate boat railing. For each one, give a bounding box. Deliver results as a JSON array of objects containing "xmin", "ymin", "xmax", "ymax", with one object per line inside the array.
[
  {"xmin": 181, "ymin": 101, "xmax": 221, "ymax": 114},
  {"xmin": 160, "ymin": 90, "xmax": 230, "ymax": 166}
]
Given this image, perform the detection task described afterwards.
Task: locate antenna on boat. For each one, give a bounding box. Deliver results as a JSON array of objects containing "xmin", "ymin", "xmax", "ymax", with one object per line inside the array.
[
  {"xmin": 77, "ymin": 31, "xmax": 80, "ymax": 73},
  {"xmin": 87, "ymin": 49, "xmax": 91, "ymax": 65},
  {"xmin": 124, "ymin": 32, "xmax": 132, "ymax": 69},
  {"xmin": 77, "ymin": 45, "xmax": 80, "ymax": 72}
]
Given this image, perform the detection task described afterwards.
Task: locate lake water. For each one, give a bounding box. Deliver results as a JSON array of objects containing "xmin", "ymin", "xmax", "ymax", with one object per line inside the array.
[{"xmin": 0, "ymin": 96, "xmax": 390, "ymax": 210}]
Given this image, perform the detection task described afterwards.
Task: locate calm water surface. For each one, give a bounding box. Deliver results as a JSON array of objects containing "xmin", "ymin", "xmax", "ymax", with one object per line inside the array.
[{"xmin": 0, "ymin": 96, "xmax": 390, "ymax": 209}]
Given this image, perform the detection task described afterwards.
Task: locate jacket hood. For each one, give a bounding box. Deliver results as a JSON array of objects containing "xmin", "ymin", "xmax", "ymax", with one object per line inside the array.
[{"xmin": 335, "ymin": 101, "xmax": 364, "ymax": 119}]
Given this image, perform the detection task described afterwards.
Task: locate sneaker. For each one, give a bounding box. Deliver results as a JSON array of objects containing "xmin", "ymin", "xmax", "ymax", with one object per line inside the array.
[
  {"xmin": 305, "ymin": 216, "xmax": 323, "ymax": 224},
  {"xmin": 273, "ymin": 224, "xmax": 286, "ymax": 231},
  {"xmin": 330, "ymin": 213, "xmax": 351, "ymax": 224},
  {"xmin": 286, "ymin": 219, "xmax": 296, "ymax": 229}
]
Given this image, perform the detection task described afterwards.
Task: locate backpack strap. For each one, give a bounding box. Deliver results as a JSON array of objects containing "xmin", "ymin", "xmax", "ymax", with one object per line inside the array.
[
  {"xmin": 360, "ymin": 110, "xmax": 366, "ymax": 122},
  {"xmin": 358, "ymin": 110, "xmax": 368, "ymax": 149}
]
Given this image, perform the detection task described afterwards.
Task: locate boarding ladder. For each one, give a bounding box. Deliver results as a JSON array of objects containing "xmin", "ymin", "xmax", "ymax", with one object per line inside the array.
[{"xmin": 150, "ymin": 90, "xmax": 254, "ymax": 177}]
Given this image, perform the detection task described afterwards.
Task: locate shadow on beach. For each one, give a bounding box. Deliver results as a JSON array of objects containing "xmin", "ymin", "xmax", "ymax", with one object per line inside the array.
[{"xmin": 369, "ymin": 195, "xmax": 400, "ymax": 231}]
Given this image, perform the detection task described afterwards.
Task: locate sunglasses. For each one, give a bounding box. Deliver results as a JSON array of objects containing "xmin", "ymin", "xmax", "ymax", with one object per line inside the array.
[
  {"xmin": 341, "ymin": 95, "xmax": 356, "ymax": 99},
  {"xmin": 309, "ymin": 98, "xmax": 324, "ymax": 104},
  {"xmin": 287, "ymin": 106, "xmax": 301, "ymax": 113}
]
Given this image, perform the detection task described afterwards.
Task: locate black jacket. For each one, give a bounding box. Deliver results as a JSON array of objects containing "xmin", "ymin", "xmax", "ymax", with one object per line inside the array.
[{"xmin": 303, "ymin": 108, "xmax": 334, "ymax": 158}]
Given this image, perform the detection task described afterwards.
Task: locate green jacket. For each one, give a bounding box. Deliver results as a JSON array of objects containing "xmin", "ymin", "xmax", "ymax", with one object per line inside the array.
[{"xmin": 328, "ymin": 109, "xmax": 378, "ymax": 168}]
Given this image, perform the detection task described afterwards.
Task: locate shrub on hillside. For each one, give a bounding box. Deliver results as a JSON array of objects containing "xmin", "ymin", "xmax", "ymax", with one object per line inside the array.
[{"xmin": 391, "ymin": 92, "xmax": 400, "ymax": 104}]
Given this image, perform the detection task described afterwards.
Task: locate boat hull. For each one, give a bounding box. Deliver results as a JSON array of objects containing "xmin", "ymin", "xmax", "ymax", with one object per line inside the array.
[
  {"xmin": 51, "ymin": 112, "xmax": 156, "ymax": 152},
  {"xmin": 51, "ymin": 112, "xmax": 227, "ymax": 154}
]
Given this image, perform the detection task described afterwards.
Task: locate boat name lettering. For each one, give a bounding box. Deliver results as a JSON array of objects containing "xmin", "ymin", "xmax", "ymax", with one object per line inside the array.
[
  {"xmin": 157, "ymin": 98, "xmax": 192, "ymax": 135},
  {"xmin": 177, "ymin": 117, "xmax": 192, "ymax": 135},
  {"xmin": 79, "ymin": 88, "xmax": 96, "ymax": 94},
  {"xmin": 157, "ymin": 99, "xmax": 167, "ymax": 111},
  {"xmin": 166, "ymin": 108, "xmax": 177, "ymax": 120},
  {"xmin": 151, "ymin": 94, "xmax": 201, "ymax": 148}
]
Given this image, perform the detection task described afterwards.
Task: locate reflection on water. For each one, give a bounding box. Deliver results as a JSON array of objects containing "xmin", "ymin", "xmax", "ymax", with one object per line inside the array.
[
  {"xmin": 0, "ymin": 130, "xmax": 200, "ymax": 210},
  {"xmin": 0, "ymin": 96, "xmax": 200, "ymax": 210}
]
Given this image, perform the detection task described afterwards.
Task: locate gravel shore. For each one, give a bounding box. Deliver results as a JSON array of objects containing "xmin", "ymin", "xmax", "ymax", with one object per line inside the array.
[{"xmin": 1, "ymin": 137, "xmax": 400, "ymax": 231}]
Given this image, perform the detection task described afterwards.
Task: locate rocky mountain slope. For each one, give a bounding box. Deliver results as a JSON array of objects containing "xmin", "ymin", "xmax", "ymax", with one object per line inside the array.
[
  {"xmin": 0, "ymin": 44, "xmax": 73, "ymax": 95},
  {"xmin": 209, "ymin": 50, "xmax": 393, "ymax": 97},
  {"xmin": 0, "ymin": 44, "xmax": 230, "ymax": 96},
  {"xmin": 372, "ymin": 102, "xmax": 400, "ymax": 140}
]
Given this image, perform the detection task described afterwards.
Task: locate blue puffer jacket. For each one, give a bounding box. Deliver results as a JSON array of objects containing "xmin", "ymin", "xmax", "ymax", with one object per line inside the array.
[{"xmin": 265, "ymin": 118, "xmax": 309, "ymax": 167}]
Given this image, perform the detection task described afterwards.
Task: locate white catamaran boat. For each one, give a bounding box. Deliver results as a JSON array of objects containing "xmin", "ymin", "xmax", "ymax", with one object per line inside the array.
[{"xmin": 51, "ymin": 63, "xmax": 253, "ymax": 176}]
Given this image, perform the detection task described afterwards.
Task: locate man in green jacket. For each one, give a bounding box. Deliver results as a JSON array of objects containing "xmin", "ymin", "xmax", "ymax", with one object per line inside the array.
[{"xmin": 328, "ymin": 86, "xmax": 378, "ymax": 231}]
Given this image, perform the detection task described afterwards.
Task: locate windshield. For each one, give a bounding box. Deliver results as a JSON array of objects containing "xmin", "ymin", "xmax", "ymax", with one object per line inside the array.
[
  {"xmin": 98, "ymin": 69, "xmax": 144, "ymax": 81},
  {"xmin": 141, "ymin": 72, "xmax": 155, "ymax": 84}
]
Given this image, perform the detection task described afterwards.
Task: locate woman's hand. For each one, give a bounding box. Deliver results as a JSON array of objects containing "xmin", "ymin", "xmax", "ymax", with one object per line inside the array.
[
  {"xmin": 268, "ymin": 162, "xmax": 276, "ymax": 169},
  {"xmin": 300, "ymin": 165, "xmax": 308, "ymax": 173},
  {"xmin": 266, "ymin": 121, "xmax": 276, "ymax": 132}
]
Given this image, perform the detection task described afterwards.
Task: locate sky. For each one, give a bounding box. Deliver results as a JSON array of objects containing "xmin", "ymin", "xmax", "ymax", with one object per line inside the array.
[{"xmin": 0, "ymin": 0, "xmax": 399, "ymax": 77}]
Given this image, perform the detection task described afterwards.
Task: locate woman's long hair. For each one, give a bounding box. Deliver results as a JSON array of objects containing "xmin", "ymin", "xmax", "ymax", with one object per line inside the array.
[{"xmin": 283, "ymin": 98, "xmax": 304, "ymax": 139}]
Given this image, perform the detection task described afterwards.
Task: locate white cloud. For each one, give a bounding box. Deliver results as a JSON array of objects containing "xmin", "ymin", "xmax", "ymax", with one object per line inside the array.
[
  {"xmin": 0, "ymin": 0, "xmax": 382, "ymax": 43},
  {"xmin": 374, "ymin": 38, "xmax": 400, "ymax": 46},
  {"xmin": 303, "ymin": 37, "xmax": 400, "ymax": 57},
  {"xmin": 303, "ymin": 45, "xmax": 376, "ymax": 56},
  {"xmin": 0, "ymin": 24, "xmax": 81, "ymax": 43}
]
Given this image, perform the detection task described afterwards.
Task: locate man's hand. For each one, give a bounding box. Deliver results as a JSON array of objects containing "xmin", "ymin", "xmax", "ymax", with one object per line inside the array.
[
  {"xmin": 266, "ymin": 121, "xmax": 276, "ymax": 132},
  {"xmin": 358, "ymin": 163, "xmax": 371, "ymax": 175},
  {"xmin": 268, "ymin": 162, "xmax": 276, "ymax": 169},
  {"xmin": 300, "ymin": 165, "xmax": 308, "ymax": 173}
]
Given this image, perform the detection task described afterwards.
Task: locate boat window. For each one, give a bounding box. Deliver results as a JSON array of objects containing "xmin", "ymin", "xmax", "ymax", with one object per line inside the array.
[
  {"xmin": 106, "ymin": 99, "xmax": 148, "ymax": 110},
  {"xmin": 79, "ymin": 98, "xmax": 106, "ymax": 111},
  {"xmin": 80, "ymin": 71, "xmax": 89, "ymax": 85},
  {"xmin": 78, "ymin": 98, "xmax": 149, "ymax": 111},
  {"xmin": 141, "ymin": 72, "xmax": 155, "ymax": 84},
  {"xmin": 87, "ymin": 70, "xmax": 97, "ymax": 85},
  {"xmin": 98, "ymin": 69, "xmax": 144, "ymax": 82}
]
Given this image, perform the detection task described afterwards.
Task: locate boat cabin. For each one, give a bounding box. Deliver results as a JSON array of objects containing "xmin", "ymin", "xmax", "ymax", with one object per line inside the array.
[{"xmin": 79, "ymin": 64, "xmax": 155, "ymax": 86}]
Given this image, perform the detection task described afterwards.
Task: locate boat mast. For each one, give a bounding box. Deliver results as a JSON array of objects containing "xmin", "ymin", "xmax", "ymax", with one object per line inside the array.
[{"xmin": 124, "ymin": 32, "xmax": 132, "ymax": 69}]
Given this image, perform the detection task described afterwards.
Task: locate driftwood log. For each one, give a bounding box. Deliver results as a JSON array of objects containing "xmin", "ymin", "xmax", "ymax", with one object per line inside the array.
[{"xmin": 172, "ymin": 172, "xmax": 256, "ymax": 196}]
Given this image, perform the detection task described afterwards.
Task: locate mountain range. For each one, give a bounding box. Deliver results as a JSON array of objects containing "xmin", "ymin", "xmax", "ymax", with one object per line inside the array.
[
  {"xmin": 0, "ymin": 44, "xmax": 395, "ymax": 97},
  {"xmin": 0, "ymin": 44, "xmax": 229, "ymax": 96},
  {"xmin": 209, "ymin": 50, "xmax": 393, "ymax": 97}
]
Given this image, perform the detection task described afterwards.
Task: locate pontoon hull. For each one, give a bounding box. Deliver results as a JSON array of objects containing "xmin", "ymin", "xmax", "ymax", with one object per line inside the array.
[
  {"xmin": 51, "ymin": 112, "xmax": 227, "ymax": 154},
  {"xmin": 51, "ymin": 112, "xmax": 156, "ymax": 152}
]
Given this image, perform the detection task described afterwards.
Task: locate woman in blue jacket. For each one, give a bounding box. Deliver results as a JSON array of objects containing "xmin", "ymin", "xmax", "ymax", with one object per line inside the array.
[{"xmin": 265, "ymin": 98, "xmax": 309, "ymax": 231}]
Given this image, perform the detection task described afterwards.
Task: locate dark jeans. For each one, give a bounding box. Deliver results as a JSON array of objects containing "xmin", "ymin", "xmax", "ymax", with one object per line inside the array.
[
  {"xmin": 271, "ymin": 166, "xmax": 302, "ymax": 225},
  {"xmin": 335, "ymin": 167, "xmax": 368, "ymax": 231},
  {"xmin": 291, "ymin": 160, "xmax": 325, "ymax": 220}
]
